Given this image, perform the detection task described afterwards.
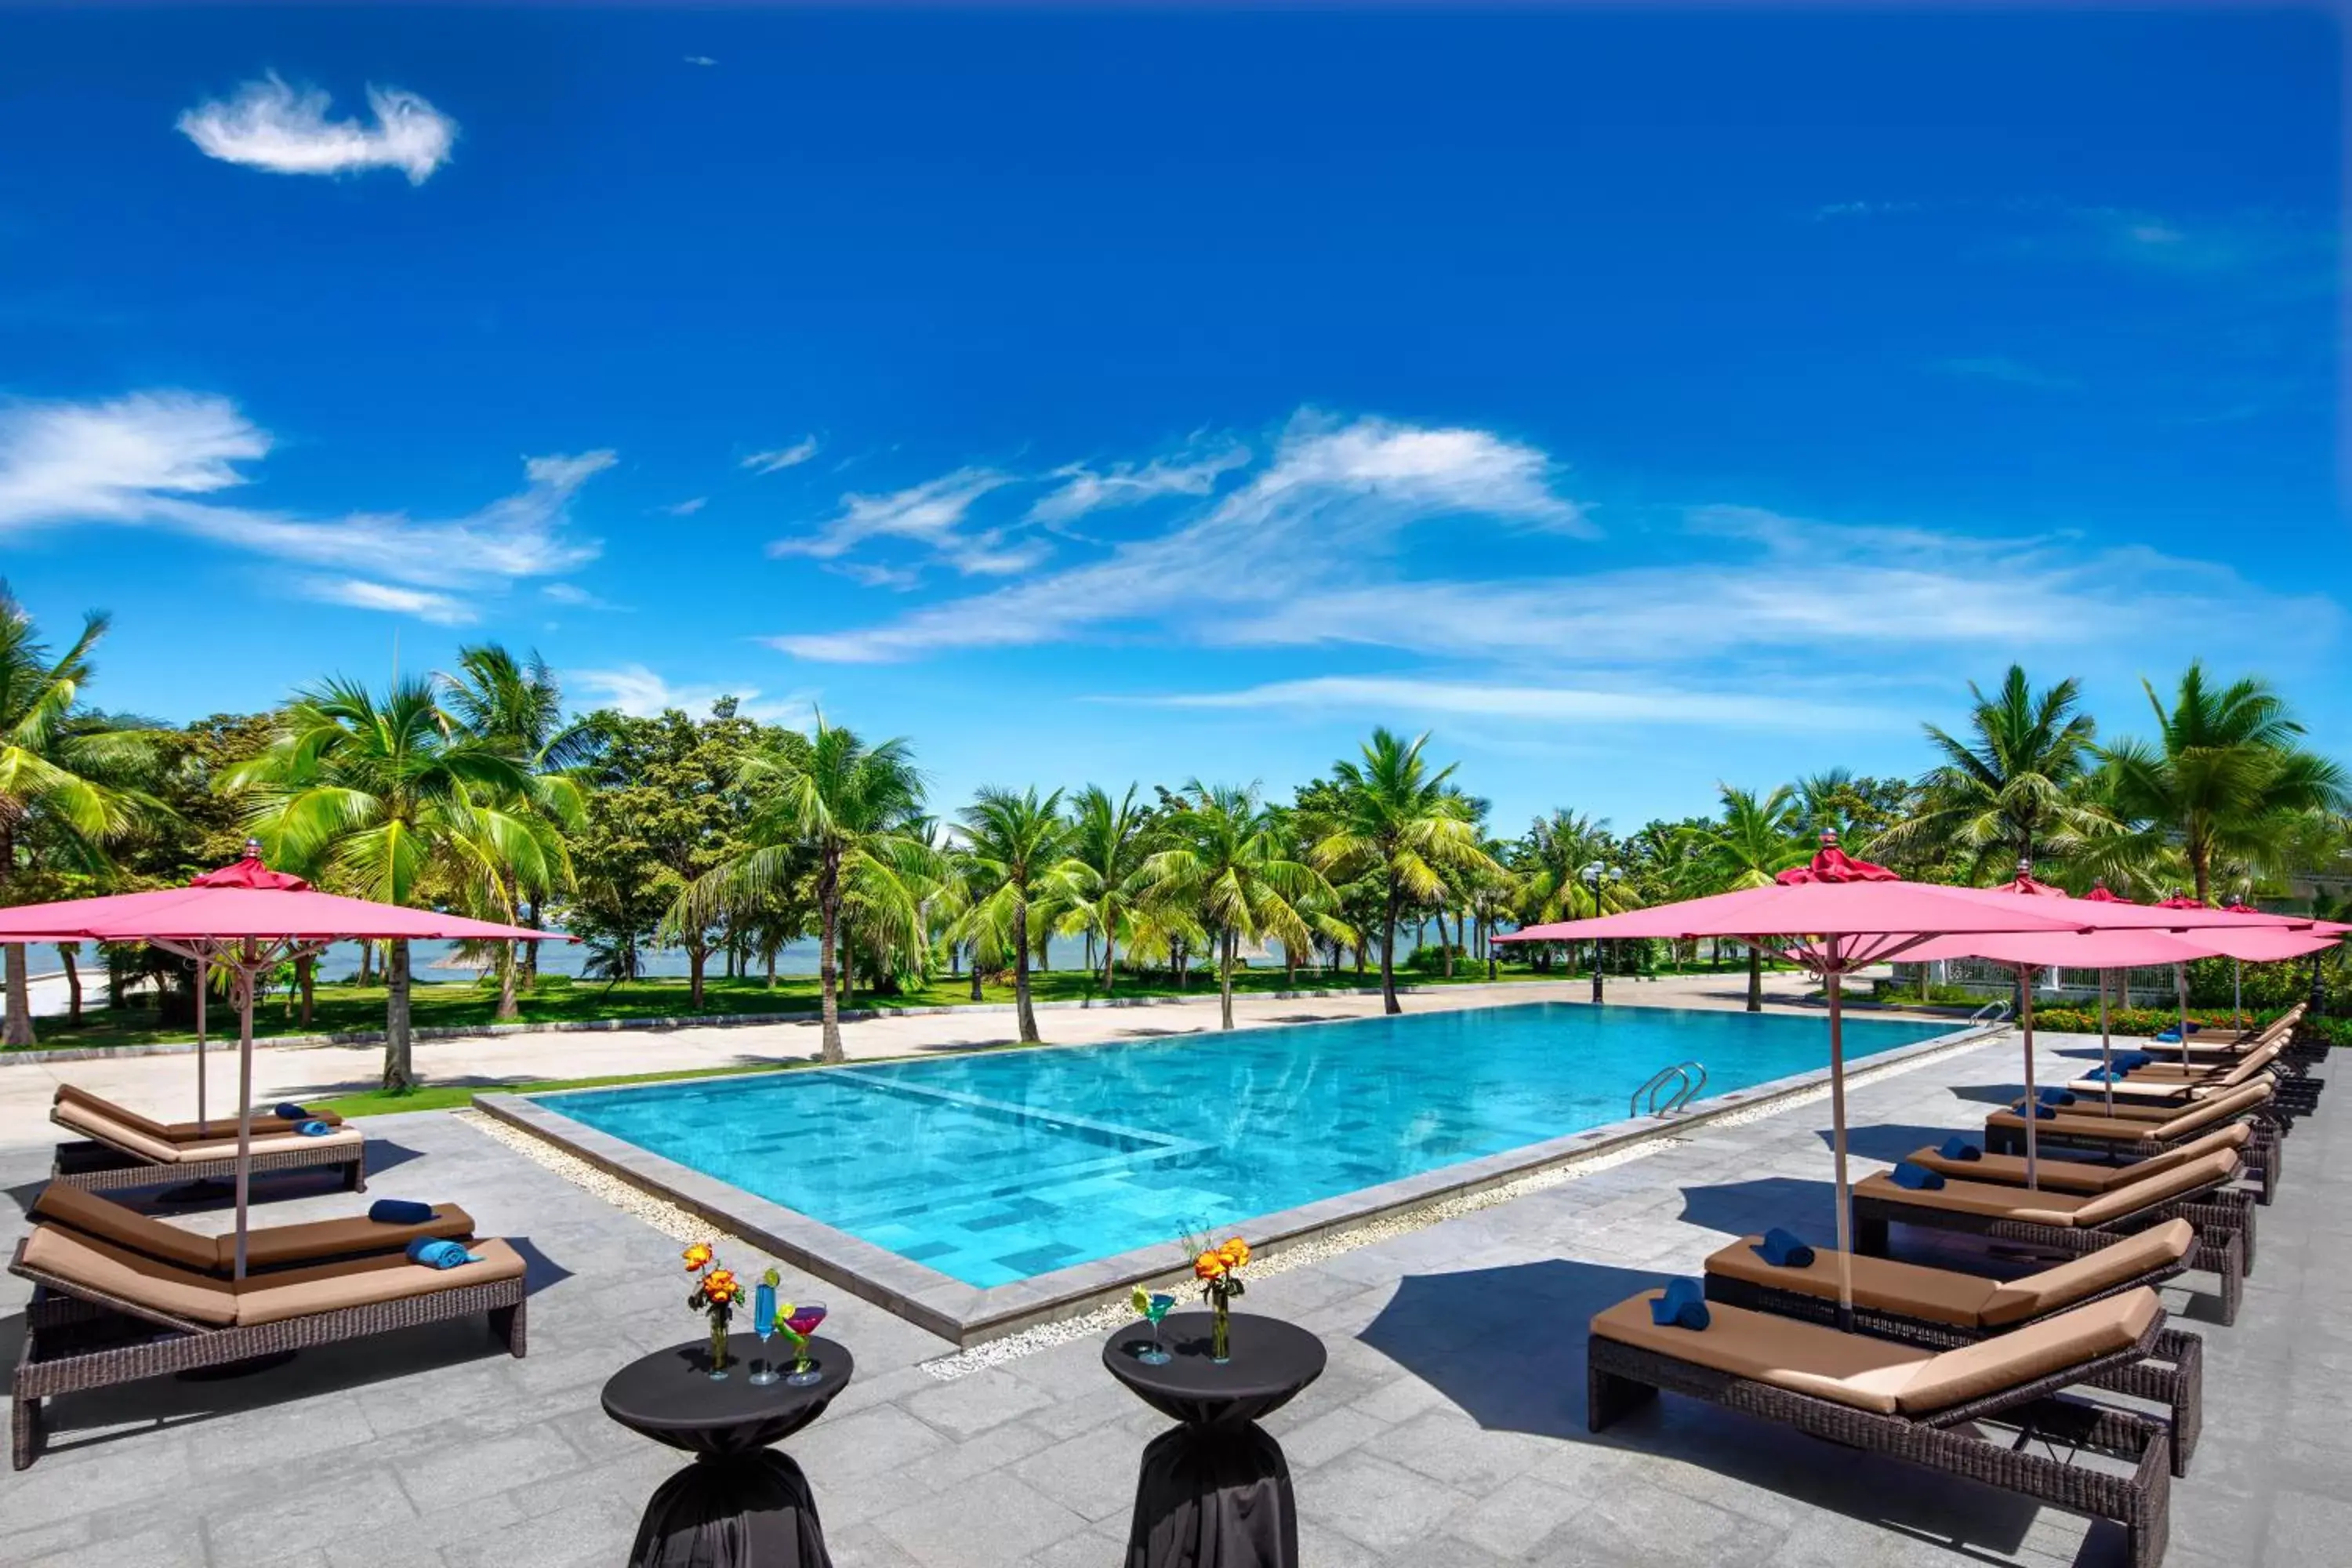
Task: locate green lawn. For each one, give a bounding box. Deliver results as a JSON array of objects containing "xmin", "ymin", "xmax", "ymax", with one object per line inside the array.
[
  {"xmin": 12, "ymin": 959, "xmax": 1586, "ymax": 1054},
  {"xmin": 310, "ymin": 1060, "xmax": 815, "ymax": 1118}
]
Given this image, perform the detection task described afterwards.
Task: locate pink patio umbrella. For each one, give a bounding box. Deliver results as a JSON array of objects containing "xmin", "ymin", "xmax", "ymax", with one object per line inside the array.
[
  {"xmin": 0, "ymin": 844, "xmax": 558, "ymax": 1276},
  {"xmin": 1497, "ymin": 833, "xmax": 2291, "ymax": 1316}
]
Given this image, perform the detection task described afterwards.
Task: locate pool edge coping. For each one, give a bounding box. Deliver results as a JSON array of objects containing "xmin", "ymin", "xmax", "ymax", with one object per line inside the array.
[{"xmin": 474, "ymin": 1015, "xmax": 1998, "ymax": 1348}]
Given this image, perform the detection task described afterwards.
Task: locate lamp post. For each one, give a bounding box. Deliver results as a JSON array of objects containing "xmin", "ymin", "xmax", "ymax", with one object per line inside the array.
[{"xmin": 1581, "ymin": 862, "xmax": 1613, "ymax": 1004}]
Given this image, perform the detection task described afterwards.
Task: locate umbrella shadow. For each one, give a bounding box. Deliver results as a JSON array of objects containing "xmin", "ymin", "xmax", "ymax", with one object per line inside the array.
[
  {"xmin": 1675, "ymin": 1177, "xmax": 1843, "ymax": 1240},
  {"xmin": 1945, "ymin": 1083, "xmax": 2032, "ymax": 1106},
  {"xmin": 504, "ymin": 1234, "xmax": 574, "ymax": 1298},
  {"xmin": 1357, "ymin": 1259, "xmax": 2051, "ymax": 1561},
  {"xmin": 1811, "ymin": 1123, "xmax": 1976, "ymax": 1163}
]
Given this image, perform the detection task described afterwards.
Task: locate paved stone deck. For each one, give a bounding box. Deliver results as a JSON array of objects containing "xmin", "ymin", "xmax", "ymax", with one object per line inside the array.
[{"xmin": 0, "ymin": 1023, "xmax": 2337, "ymax": 1567}]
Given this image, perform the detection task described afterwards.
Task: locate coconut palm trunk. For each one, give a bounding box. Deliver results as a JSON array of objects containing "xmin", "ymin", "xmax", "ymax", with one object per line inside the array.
[
  {"xmin": 815, "ymin": 853, "xmax": 845, "ymax": 1063},
  {"xmin": 59, "ymin": 944, "xmax": 81, "ymax": 1025},
  {"xmin": 1379, "ymin": 874, "xmax": 1401, "ymax": 1014},
  {"xmin": 1746, "ymin": 943, "xmax": 1763, "ymax": 1012},
  {"xmin": 1012, "ymin": 895, "xmax": 1040, "ymax": 1042},
  {"xmin": 383, "ymin": 938, "xmax": 415, "ymax": 1091},
  {"xmin": 1219, "ymin": 929, "xmax": 1236, "ymax": 1029}
]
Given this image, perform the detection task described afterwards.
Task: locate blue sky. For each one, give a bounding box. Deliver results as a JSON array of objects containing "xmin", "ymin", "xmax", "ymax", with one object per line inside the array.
[{"xmin": 1, "ymin": 6, "xmax": 2341, "ymax": 834}]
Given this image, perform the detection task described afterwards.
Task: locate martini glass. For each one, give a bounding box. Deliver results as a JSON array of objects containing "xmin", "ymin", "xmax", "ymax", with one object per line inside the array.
[
  {"xmin": 784, "ymin": 1301, "xmax": 829, "ymax": 1385},
  {"xmin": 750, "ymin": 1280, "xmax": 780, "ymax": 1386},
  {"xmin": 1136, "ymin": 1294, "xmax": 1177, "ymax": 1366}
]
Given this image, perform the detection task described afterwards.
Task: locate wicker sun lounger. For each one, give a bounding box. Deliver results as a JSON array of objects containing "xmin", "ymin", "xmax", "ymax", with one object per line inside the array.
[
  {"xmin": 31, "ymin": 1183, "xmax": 473, "ymax": 1276},
  {"xmin": 2065, "ymin": 1040, "xmax": 2292, "ymax": 1104},
  {"xmin": 53, "ymin": 1083, "xmax": 346, "ymax": 1140},
  {"xmin": 1587, "ymin": 1287, "xmax": 2175, "ymax": 1568},
  {"xmin": 1907, "ymin": 1125, "xmax": 2274, "ymax": 1207},
  {"xmin": 1702, "ymin": 1221, "xmax": 2203, "ymax": 1472},
  {"xmin": 1986, "ymin": 1080, "xmax": 2280, "ymax": 1168},
  {"xmin": 50, "ymin": 1098, "xmax": 365, "ymax": 1194},
  {"xmin": 1851, "ymin": 1149, "xmax": 2252, "ymax": 1323},
  {"xmin": 9, "ymin": 1224, "xmax": 526, "ymax": 1469}
]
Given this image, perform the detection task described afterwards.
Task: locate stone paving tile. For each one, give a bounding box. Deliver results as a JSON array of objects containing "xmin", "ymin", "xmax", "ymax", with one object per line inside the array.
[
  {"xmin": 869, "ymin": 1472, "xmax": 1090, "ymax": 1566},
  {"xmin": 1297, "ymin": 1448, "xmax": 1469, "ymax": 1552}
]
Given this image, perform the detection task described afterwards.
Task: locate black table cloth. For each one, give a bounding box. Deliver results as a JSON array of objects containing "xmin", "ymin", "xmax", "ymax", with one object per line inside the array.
[
  {"xmin": 603, "ymin": 1334, "xmax": 854, "ymax": 1568},
  {"xmin": 1104, "ymin": 1312, "xmax": 1326, "ymax": 1568}
]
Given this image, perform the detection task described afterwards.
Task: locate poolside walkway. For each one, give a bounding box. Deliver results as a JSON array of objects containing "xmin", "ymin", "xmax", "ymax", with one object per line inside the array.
[
  {"xmin": 0, "ymin": 1021, "xmax": 2334, "ymax": 1566},
  {"xmin": 0, "ymin": 969, "xmax": 1902, "ymax": 1149}
]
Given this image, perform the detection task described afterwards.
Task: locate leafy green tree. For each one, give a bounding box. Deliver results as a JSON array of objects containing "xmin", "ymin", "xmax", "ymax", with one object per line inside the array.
[
  {"xmin": 1880, "ymin": 666, "xmax": 2107, "ymax": 881},
  {"xmin": 953, "ymin": 786, "xmax": 1081, "ymax": 1044},
  {"xmin": 1138, "ymin": 782, "xmax": 1345, "ymax": 1029},
  {"xmin": 1309, "ymin": 728, "xmax": 1500, "ymax": 1014},
  {"xmin": 0, "ymin": 590, "xmax": 157, "ymax": 1045},
  {"xmin": 227, "ymin": 677, "xmax": 557, "ymax": 1089},
  {"xmin": 1057, "ymin": 784, "xmax": 1156, "ymax": 994},
  {"xmin": 1695, "ymin": 784, "xmax": 1806, "ymax": 1011},
  {"xmin": 2103, "ymin": 664, "xmax": 2352, "ymax": 904},
  {"xmin": 678, "ymin": 719, "xmax": 929, "ymax": 1062}
]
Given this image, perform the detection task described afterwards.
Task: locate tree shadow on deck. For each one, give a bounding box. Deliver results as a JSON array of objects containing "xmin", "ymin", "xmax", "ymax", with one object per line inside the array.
[
  {"xmin": 1359, "ymin": 1257, "xmax": 2064, "ymax": 1563},
  {"xmin": 1812, "ymin": 1123, "xmax": 1980, "ymax": 1164}
]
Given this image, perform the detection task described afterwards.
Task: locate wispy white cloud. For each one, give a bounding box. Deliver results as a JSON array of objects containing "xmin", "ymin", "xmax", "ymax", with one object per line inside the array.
[
  {"xmin": 1134, "ymin": 676, "xmax": 1894, "ymax": 732},
  {"xmin": 1933, "ymin": 354, "xmax": 2080, "ymax": 392},
  {"xmin": 684, "ymin": 56, "xmax": 718, "ymax": 67},
  {"xmin": 742, "ymin": 437, "xmax": 819, "ymax": 474},
  {"xmin": 304, "ymin": 579, "xmax": 473, "ymax": 624},
  {"xmin": 177, "ymin": 75, "xmax": 456, "ymax": 184},
  {"xmin": 1814, "ymin": 199, "xmax": 1922, "ymax": 220},
  {"xmin": 1026, "ymin": 440, "xmax": 1250, "ymax": 526},
  {"xmin": 656, "ymin": 496, "xmax": 708, "ymax": 517},
  {"xmin": 0, "ymin": 390, "xmax": 611, "ymax": 619},
  {"xmin": 766, "ymin": 412, "xmax": 1589, "ymax": 662},
  {"xmin": 542, "ymin": 582, "xmax": 627, "ymax": 611},
  {"xmin": 771, "ymin": 466, "xmax": 1039, "ymax": 579},
  {"xmin": 568, "ymin": 662, "xmax": 810, "ymax": 726}
]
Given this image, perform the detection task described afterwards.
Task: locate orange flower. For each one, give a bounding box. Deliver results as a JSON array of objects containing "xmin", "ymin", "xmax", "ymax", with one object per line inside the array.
[
  {"xmin": 1217, "ymin": 1239, "xmax": 1250, "ymax": 1270},
  {"xmin": 682, "ymin": 1243, "xmax": 713, "ymax": 1272},
  {"xmin": 1194, "ymin": 1250, "xmax": 1228, "ymax": 1281}
]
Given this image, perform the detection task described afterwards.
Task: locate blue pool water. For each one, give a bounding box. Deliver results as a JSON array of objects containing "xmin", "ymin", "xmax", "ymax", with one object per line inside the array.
[{"xmin": 543, "ymin": 1003, "xmax": 1949, "ymax": 1288}]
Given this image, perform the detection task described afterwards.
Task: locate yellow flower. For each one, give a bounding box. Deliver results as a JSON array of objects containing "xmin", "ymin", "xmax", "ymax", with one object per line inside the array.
[
  {"xmin": 1218, "ymin": 1239, "xmax": 1250, "ymax": 1270},
  {"xmin": 1194, "ymin": 1250, "xmax": 1228, "ymax": 1281},
  {"xmin": 682, "ymin": 1243, "xmax": 713, "ymax": 1272}
]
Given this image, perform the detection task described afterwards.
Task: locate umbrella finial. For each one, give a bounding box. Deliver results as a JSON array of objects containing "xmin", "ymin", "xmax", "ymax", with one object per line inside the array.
[
  {"xmin": 242, "ymin": 837, "xmax": 263, "ymax": 862},
  {"xmin": 2016, "ymin": 856, "xmax": 2033, "ymax": 877},
  {"xmin": 1820, "ymin": 829, "xmax": 1839, "ymax": 848}
]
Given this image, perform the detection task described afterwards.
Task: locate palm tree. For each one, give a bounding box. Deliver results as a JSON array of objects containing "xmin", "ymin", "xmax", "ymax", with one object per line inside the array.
[
  {"xmin": 1878, "ymin": 666, "xmax": 2107, "ymax": 880},
  {"xmin": 1057, "ymin": 784, "xmax": 1154, "ymax": 995},
  {"xmin": 1696, "ymin": 784, "xmax": 1806, "ymax": 1011},
  {"xmin": 2103, "ymin": 664, "xmax": 2352, "ymax": 905},
  {"xmin": 677, "ymin": 720, "xmax": 928, "ymax": 1063},
  {"xmin": 227, "ymin": 677, "xmax": 555, "ymax": 1090},
  {"xmin": 435, "ymin": 644, "xmax": 588, "ymax": 1017},
  {"xmin": 953, "ymin": 786, "xmax": 1081, "ymax": 1044},
  {"xmin": 0, "ymin": 590, "xmax": 160, "ymax": 1045},
  {"xmin": 1137, "ymin": 782, "xmax": 1345, "ymax": 1029},
  {"xmin": 1309, "ymin": 728, "xmax": 1500, "ymax": 1014}
]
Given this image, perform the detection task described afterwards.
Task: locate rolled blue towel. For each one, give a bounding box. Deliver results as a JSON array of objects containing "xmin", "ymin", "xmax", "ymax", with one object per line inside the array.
[
  {"xmin": 1892, "ymin": 1160, "xmax": 1945, "ymax": 1190},
  {"xmin": 1753, "ymin": 1228, "xmax": 1815, "ymax": 1269},
  {"xmin": 2027, "ymin": 1102, "xmax": 2058, "ymax": 1119},
  {"xmin": 405, "ymin": 1238, "xmax": 480, "ymax": 1270},
  {"xmin": 2187, "ymin": 1022, "xmax": 2203, "ymax": 1034},
  {"xmin": 1648, "ymin": 1277, "xmax": 1710, "ymax": 1330},
  {"xmin": 2118, "ymin": 1051, "xmax": 2152, "ymax": 1070},
  {"xmin": 1937, "ymin": 1136, "xmax": 1981, "ymax": 1162},
  {"xmin": 272, "ymin": 1102, "xmax": 310, "ymax": 1121},
  {"xmin": 2036, "ymin": 1087, "xmax": 2076, "ymax": 1106},
  {"xmin": 296, "ymin": 1120, "xmax": 332, "ymax": 1137},
  {"xmin": 370, "ymin": 1199, "xmax": 436, "ymax": 1226},
  {"xmin": 2155, "ymin": 1030, "xmax": 2182, "ymax": 1044}
]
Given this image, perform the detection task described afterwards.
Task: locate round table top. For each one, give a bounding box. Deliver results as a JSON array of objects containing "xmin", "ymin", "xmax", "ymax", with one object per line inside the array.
[
  {"xmin": 603, "ymin": 1334, "xmax": 855, "ymax": 1457},
  {"xmin": 1103, "ymin": 1312, "xmax": 1326, "ymax": 1429}
]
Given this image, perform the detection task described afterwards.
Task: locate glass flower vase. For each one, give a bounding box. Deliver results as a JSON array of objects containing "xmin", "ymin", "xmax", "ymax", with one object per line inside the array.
[
  {"xmin": 708, "ymin": 1312, "xmax": 731, "ymax": 1380},
  {"xmin": 1210, "ymin": 1297, "xmax": 1231, "ymax": 1363}
]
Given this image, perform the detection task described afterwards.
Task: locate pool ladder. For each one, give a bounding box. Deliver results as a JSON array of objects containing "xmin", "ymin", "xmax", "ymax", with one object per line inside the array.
[{"xmin": 1632, "ymin": 1060, "xmax": 1708, "ymax": 1120}]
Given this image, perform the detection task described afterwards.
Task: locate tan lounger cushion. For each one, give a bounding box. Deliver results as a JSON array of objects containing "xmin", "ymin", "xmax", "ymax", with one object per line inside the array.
[
  {"xmin": 1855, "ymin": 1172, "xmax": 2086, "ymax": 1226},
  {"xmin": 1707, "ymin": 1239, "xmax": 1998, "ymax": 1328},
  {"xmin": 32, "ymin": 1182, "xmax": 220, "ymax": 1272},
  {"xmin": 169, "ymin": 1127, "xmax": 365, "ymax": 1161},
  {"xmin": 1894, "ymin": 1290, "xmax": 2160, "ymax": 1414},
  {"xmin": 54, "ymin": 1098, "xmax": 182, "ymax": 1162},
  {"xmin": 1590, "ymin": 1292, "xmax": 1934, "ymax": 1414},
  {"xmin": 1987, "ymin": 1082, "xmax": 2270, "ymax": 1144},
  {"xmin": 2067, "ymin": 1149, "xmax": 2240, "ymax": 1226},
  {"xmin": 233, "ymin": 1237, "xmax": 524, "ymax": 1326},
  {"xmin": 235, "ymin": 1205, "xmax": 474, "ymax": 1271},
  {"xmin": 1978, "ymin": 1221, "xmax": 2196, "ymax": 1327},
  {"xmin": 53, "ymin": 1083, "xmax": 337, "ymax": 1141},
  {"xmin": 1591, "ymin": 1288, "xmax": 2160, "ymax": 1416},
  {"xmin": 19, "ymin": 1225, "xmax": 238, "ymax": 1326},
  {"xmin": 1911, "ymin": 1125, "xmax": 2249, "ymax": 1196}
]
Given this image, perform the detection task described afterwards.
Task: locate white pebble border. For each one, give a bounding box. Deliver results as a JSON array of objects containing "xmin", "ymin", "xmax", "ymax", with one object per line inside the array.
[{"xmin": 456, "ymin": 1023, "xmax": 2010, "ymax": 1382}]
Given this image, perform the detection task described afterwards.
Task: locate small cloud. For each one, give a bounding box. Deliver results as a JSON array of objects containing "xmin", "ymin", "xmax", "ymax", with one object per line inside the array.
[
  {"xmin": 542, "ymin": 582, "xmax": 627, "ymax": 611},
  {"xmin": 177, "ymin": 74, "xmax": 456, "ymax": 184},
  {"xmin": 684, "ymin": 56, "xmax": 718, "ymax": 67},
  {"xmin": 1027, "ymin": 440, "xmax": 1250, "ymax": 527},
  {"xmin": 305, "ymin": 578, "xmax": 474, "ymax": 624},
  {"xmin": 1931, "ymin": 355, "xmax": 2080, "ymax": 392},
  {"xmin": 2128, "ymin": 223, "xmax": 2185, "ymax": 247},
  {"xmin": 656, "ymin": 496, "xmax": 708, "ymax": 517},
  {"xmin": 568, "ymin": 662, "xmax": 810, "ymax": 725},
  {"xmin": 771, "ymin": 466, "xmax": 1031, "ymax": 577},
  {"xmin": 832, "ymin": 561, "xmax": 924, "ymax": 591},
  {"xmin": 742, "ymin": 437, "xmax": 819, "ymax": 474},
  {"xmin": 1814, "ymin": 200, "xmax": 1922, "ymax": 220}
]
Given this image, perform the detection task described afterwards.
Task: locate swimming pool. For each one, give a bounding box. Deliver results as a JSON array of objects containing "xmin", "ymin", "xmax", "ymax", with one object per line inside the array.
[{"xmin": 540, "ymin": 1002, "xmax": 1949, "ymax": 1289}]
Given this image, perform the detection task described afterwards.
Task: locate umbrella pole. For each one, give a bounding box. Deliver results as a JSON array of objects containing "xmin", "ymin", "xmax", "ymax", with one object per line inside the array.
[
  {"xmin": 2234, "ymin": 958, "xmax": 2242, "ymax": 1030},
  {"xmin": 2020, "ymin": 966, "xmax": 2038, "ymax": 1189},
  {"xmin": 194, "ymin": 956, "xmax": 208, "ymax": 1128},
  {"xmin": 2099, "ymin": 968, "xmax": 2114, "ymax": 1116},
  {"xmin": 2176, "ymin": 964, "xmax": 2190, "ymax": 1067},
  {"xmin": 234, "ymin": 939, "xmax": 256, "ymax": 1282},
  {"xmin": 1825, "ymin": 954, "xmax": 1854, "ymax": 1323}
]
